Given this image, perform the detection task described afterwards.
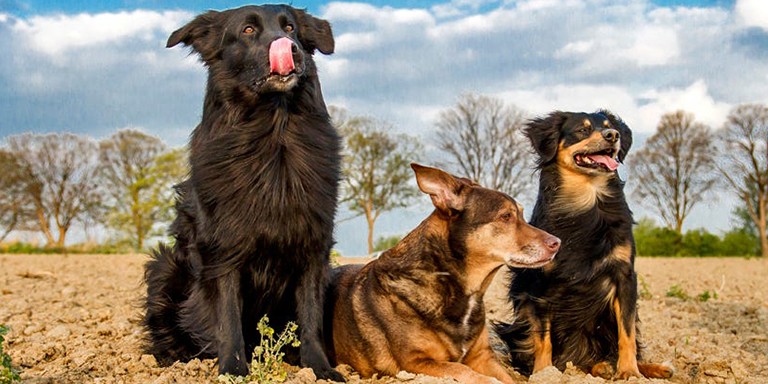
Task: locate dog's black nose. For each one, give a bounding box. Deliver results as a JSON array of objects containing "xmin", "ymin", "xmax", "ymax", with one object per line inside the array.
[{"xmin": 602, "ymin": 129, "xmax": 619, "ymax": 143}]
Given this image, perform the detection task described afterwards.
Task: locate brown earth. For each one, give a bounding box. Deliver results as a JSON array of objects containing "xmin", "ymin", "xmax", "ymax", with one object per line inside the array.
[{"xmin": 1, "ymin": 254, "xmax": 766, "ymax": 384}]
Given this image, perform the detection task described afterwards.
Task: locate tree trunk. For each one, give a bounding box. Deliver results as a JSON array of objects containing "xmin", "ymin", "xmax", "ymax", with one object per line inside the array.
[
  {"xmin": 363, "ymin": 199, "xmax": 377, "ymax": 255},
  {"xmin": 37, "ymin": 206, "xmax": 55, "ymax": 246},
  {"xmin": 759, "ymin": 195, "xmax": 768, "ymax": 258},
  {"xmin": 56, "ymin": 225, "xmax": 67, "ymax": 249}
]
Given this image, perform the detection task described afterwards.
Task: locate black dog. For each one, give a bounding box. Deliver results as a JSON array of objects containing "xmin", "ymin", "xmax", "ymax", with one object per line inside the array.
[
  {"xmin": 498, "ymin": 111, "xmax": 672, "ymax": 379},
  {"xmin": 143, "ymin": 5, "xmax": 343, "ymax": 381}
]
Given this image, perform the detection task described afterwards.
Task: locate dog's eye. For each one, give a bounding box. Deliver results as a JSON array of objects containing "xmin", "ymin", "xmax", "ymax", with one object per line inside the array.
[
  {"xmin": 242, "ymin": 26, "xmax": 255, "ymax": 34},
  {"xmin": 284, "ymin": 24, "xmax": 294, "ymax": 33},
  {"xmin": 500, "ymin": 212, "xmax": 513, "ymax": 222}
]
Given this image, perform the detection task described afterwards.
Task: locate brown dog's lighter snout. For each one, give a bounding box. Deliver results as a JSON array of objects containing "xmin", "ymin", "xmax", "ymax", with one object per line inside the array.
[
  {"xmin": 544, "ymin": 235, "xmax": 561, "ymax": 253},
  {"xmin": 602, "ymin": 128, "xmax": 620, "ymax": 143}
]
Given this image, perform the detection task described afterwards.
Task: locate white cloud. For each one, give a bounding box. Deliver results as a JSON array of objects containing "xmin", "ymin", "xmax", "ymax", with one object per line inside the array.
[
  {"xmin": 638, "ymin": 80, "xmax": 732, "ymax": 130},
  {"xmin": 620, "ymin": 25, "xmax": 679, "ymax": 67},
  {"xmin": 11, "ymin": 10, "xmax": 191, "ymax": 57},
  {"xmin": 735, "ymin": 0, "xmax": 768, "ymax": 30}
]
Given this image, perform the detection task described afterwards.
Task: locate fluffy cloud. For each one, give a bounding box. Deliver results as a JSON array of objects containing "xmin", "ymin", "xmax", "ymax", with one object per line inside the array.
[
  {"xmin": 735, "ymin": 0, "xmax": 768, "ymax": 30},
  {"xmin": 0, "ymin": 10, "xmax": 202, "ymax": 142},
  {"xmin": 10, "ymin": 10, "xmax": 191, "ymax": 59}
]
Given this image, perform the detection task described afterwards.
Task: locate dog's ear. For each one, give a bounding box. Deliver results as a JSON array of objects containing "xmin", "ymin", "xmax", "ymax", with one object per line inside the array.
[
  {"xmin": 166, "ymin": 11, "xmax": 222, "ymax": 60},
  {"xmin": 600, "ymin": 109, "xmax": 633, "ymax": 162},
  {"xmin": 411, "ymin": 163, "xmax": 468, "ymax": 214},
  {"xmin": 293, "ymin": 9, "xmax": 335, "ymax": 55},
  {"xmin": 525, "ymin": 111, "xmax": 568, "ymax": 167}
]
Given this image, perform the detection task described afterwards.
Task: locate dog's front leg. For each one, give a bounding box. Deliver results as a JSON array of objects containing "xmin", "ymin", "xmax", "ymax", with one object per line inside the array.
[
  {"xmin": 215, "ymin": 270, "xmax": 249, "ymax": 376},
  {"xmin": 295, "ymin": 258, "xmax": 345, "ymax": 382},
  {"xmin": 612, "ymin": 270, "xmax": 642, "ymax": 379},
  {"xmin": 463, "ymin": 327, "xmax": 515, "ymax": 384},
  {"xmin": 531, "ymin": 318, "xmax": 553, "ymax": 373}
]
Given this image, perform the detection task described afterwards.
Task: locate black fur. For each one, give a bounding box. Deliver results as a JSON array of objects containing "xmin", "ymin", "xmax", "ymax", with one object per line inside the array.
[
  {"xmin": 143, "ymin": 5, "xmax": 343, "ymax": 381},
  {"xmin": 498, "ymin": 110, "xmax": 641, "ymax": 375}
]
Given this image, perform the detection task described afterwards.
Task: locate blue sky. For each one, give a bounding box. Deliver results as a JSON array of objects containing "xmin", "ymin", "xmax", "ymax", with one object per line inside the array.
[
  {"xmin": 1, "ymin": 0, "xmax": 766, "ymax": 254},
  {"xmin": 1, "ymin": 0, "xmax": 736, "ymax": 15}
]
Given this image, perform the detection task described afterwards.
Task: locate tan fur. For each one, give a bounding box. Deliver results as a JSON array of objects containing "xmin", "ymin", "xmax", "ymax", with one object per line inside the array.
[
  {"xmin": 613, "ymin": 298, "xmax": 642, "ymax": 379},
  {"xmin": 611, "ymin": 243, "xmax": 633, "ymax": 263},
  {"xmin": 532, "ymin": 320, "xmax": 552, "ymax": 373},
  {"xmin": 554, "ymin": 138, "xmax": 614, "ymax": 213}
]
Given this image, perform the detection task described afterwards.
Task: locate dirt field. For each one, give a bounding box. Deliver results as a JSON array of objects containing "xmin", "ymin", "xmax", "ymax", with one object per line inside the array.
[{"xmin": 1, "ymin": 254, "xmax": 766, "ymax": 384}]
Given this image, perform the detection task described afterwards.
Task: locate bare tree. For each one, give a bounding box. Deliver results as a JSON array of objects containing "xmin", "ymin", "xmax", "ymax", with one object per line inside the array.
[
  {"xmin": 6, "ymin": 133, "xmax": 102, "ymax": 248},
  {"xmin": 99, "ymin": 129, "xmax": 187, "ymax": 251},
  {"xmin": 716, "ymin": 104, "xmax": 768, "ymax": 258},
  {"xmin": 336, "ymin": 112, "xmax": 422, "ymax": 254},
  {"xmin": 435, "ymin": 93, "xmax": 534, "ymax": 197},
  {"xmin": 630, "ymin": 110, "xmax": 718, "ymax": 234},
  {"xmin": 0, "ymin": 149, "xmax": 33, "ymax": 242}
]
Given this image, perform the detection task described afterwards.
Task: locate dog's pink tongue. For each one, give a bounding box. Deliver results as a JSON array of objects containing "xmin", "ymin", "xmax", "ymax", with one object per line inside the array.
[
  {"xmin": 269, "ymin": 37, "xmax": 295, "ymax": 76},
  {"xmin": 588, "ymin": 154, "xmax": 620, "ymax": 171}
]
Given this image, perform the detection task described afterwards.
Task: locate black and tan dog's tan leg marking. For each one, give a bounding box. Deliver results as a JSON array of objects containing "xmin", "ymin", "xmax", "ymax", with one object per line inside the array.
[
  {"xmin": 531, "ymin": 318, "xmax": 553, "ymax": 373},
  {"xmin": 612, "ymin": 297, "xmax": 641, "ymax": 379}
]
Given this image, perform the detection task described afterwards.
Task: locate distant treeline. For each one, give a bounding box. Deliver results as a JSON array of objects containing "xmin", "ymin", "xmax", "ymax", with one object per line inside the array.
[{"xmin": 2, "ymin": 98, "xmax": 767, "ymax": 257}]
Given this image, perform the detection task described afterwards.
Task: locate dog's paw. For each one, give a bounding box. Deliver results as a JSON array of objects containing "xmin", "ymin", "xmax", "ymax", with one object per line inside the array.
[
  {"xmin": 590, "ymin": 361, "xmax": 614, "ymax": 379},
  {"xmin": 218, "ymin": 356, "xmax": 249, "ymax": 377},
  {"xmin": 615, "ymin": 368, "xmax": 643, "ymax": 380},
  {"xmin": 314, "ymin": 367, "xmax": 346, "ymax": 382},
  {"xmin": 638, "ymin": 361, "xmax": 675, "ymax": 379}
]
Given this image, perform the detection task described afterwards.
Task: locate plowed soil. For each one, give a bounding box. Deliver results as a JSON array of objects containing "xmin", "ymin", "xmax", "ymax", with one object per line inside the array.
[{"xmin": 1, "ymin": 254, "xmax": 766, "ymax": 384}]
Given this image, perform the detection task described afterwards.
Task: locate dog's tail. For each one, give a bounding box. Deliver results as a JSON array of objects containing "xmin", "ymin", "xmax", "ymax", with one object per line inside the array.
[{"xmin": 143, "ymin": 242, "xmax": 200, "ymax": 365}]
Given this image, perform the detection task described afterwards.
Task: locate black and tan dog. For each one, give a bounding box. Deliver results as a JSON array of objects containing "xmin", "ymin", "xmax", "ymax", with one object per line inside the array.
[
  {"xmin": 326, "ymin": 163, "xmax": 561, "ymax": 384},
  {"xmin": 498, "ymin": 111, "xmax": 673, "ymax": 379}
]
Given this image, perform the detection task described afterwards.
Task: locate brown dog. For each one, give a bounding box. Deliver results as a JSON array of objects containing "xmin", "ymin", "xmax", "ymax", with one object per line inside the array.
[{"xmin": 326, "ymin": 164, "xmax": 561, "ymax": 383}]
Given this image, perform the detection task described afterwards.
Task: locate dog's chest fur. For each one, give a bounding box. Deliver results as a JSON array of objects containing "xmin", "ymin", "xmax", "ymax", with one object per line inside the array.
[{"xmin": 190, "ymin": 94, "xmax": 341, "ymax": 252}]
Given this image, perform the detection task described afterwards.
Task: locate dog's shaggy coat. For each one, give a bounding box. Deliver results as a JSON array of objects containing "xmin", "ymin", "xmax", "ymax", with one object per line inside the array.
[{"xmin": 143, "ymin": 5, "xmax": 343, "ymax": 380}]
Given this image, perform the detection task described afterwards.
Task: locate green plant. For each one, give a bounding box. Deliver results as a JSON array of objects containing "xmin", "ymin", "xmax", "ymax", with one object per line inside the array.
[
  {"xmin": 697, "ymin": 290, "xmax": 718, "ymax": 302},
  {"xmin": 0, "ymin": 325, "xmax": 21, "ymax": 384},
  {"xmin": 665, "ymin": 284, "xmax": 689, "ymax": 300},
  {"xmin": 218, "ymin": 316, "xmax": 300, "ymax": 384}
]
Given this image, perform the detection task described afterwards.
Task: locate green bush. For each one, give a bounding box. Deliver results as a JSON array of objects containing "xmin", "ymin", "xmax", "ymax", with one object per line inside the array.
[
  {"xmin": 634, "ymin": 217, "xmax": 762, "ymax": 257},
  {"xmin": 373, "ymin": 235, "xmax": 401, "ymax": 252},
  {"xmin": 0, "ymin": 241, "xmax": 130, "ymax": 254},
  {"xmin": 634, "ymin": 218, "xmax": 681, "ymax": 256},
  {"xmin": 681, "ymin": 228, "xmax": 721, "ymax": 256},
  {"xmin": 718, "ymin": 229, "xmax": 760, "ymax": 257}
]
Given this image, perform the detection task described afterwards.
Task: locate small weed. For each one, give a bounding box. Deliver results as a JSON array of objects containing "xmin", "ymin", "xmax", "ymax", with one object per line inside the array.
[
  {"xmin": 218, "ymin": 316, "xmax": 300, "ymax": 384},
  {"xmin": 0, "ymin": 325, "xmax": 21, "ymax": 384},
  {"xmin": 697, "ymin": 290, "xmax": 718, "ymax": 302},
  {"xmin": 665, "ymin": 284, "xmax": 689, "ymax": 300},
  {"xmin": 637, "ymin": 274, "xmax": 652, "ymax": 299}
]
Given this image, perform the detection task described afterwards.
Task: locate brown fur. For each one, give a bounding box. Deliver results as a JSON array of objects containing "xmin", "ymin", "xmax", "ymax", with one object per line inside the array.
[{"xmin": 327, "ymin": 164, "xmax": 560, "ymax": 383}]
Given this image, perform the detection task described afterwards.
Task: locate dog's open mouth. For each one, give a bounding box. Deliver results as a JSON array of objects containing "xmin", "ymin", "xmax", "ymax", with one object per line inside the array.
[{"xmin": 574, "ymin": 148, "xmax": 619, "ymax": 172}]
